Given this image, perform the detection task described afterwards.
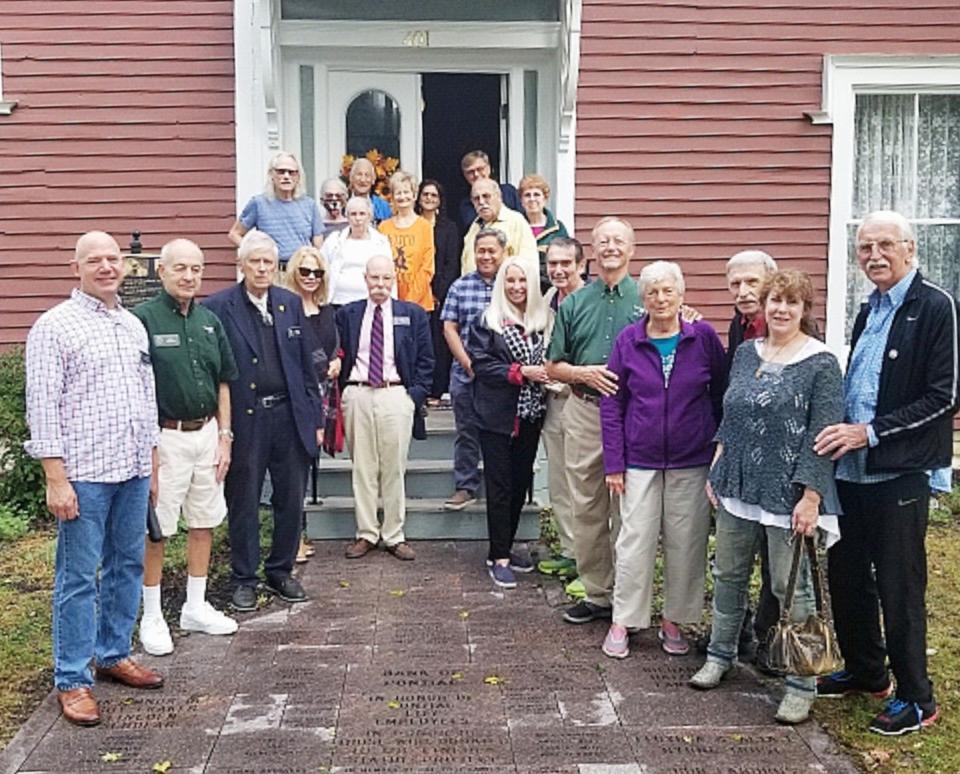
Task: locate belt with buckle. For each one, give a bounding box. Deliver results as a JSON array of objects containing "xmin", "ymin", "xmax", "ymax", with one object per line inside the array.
[
  {"xmin": 571, "ymin": 386, "xmax": 602, "ymax": 406},
  {"xmin": 346, "ymin": 380, "xmax": 404, "ymax": 389},
  {"xmin": 159, "ymin": 416, "xmax": 212, "ymax": 432},
  {"xmin": 258, "ymin": 392, "xmax": 288, "ymax": 409}
]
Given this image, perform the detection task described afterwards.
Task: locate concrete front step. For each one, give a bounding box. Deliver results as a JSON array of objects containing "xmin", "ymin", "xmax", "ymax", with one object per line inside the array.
[
  {"xmin": 305, "ymin": 496, "xmax": 541, "ymax": 540},
  {"xmin": 315, "ymin": 458, "xmax": 486, "ymax": 499}
]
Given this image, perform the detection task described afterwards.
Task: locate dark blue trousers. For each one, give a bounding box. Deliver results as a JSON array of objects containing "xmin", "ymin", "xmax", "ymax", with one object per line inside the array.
[{"xmin": 225, "ymin": 401, "xmax": 311, "ymax": 588}]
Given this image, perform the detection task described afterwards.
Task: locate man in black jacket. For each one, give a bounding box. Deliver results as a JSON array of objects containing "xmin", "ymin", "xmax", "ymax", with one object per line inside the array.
[{"xmin": 815, "ymin": 210, "xmax": 959, "ymax": 736}]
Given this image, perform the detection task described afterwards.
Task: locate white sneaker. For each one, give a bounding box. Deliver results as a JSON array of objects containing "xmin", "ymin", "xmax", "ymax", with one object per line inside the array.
[
  {"xmin": 179, "ymin": 601, "xmax": 239, "ymax": 636},
  {"xmin": 775, "ymin": 692, "xmax": 814, "ymax": 725},
  {"xmin": 688, "ymin": 660, "xmax": 731, "ymax": 690},
  {"xmin": 139, "ymin": 615, "xmax": 173, "ymax": 656}
]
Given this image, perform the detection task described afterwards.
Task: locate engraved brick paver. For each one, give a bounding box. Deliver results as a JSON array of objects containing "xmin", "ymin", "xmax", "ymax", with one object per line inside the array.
[{"xmin": 2, "ymin": 541, "xmax": 857, "ymax": 773}]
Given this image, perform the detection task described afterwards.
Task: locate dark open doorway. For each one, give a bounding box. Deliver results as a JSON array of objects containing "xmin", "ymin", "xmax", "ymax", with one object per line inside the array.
[{"xmin": 421, "ymin": 73, "xmax": 502, "ymax": 225}]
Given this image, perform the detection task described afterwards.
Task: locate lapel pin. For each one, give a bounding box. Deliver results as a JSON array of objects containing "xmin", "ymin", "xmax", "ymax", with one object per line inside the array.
[
  {"xmin": 278, "ymin": 304, "xmax": 285, "ymax": 313},
  {"xmin": 888, "ymin": 349, "xmax": 898, "ymax": 359}
]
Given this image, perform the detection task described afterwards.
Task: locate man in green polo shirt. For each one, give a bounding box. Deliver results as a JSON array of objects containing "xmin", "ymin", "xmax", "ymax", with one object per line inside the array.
[
  {"xmin": 546, "ymin": 217, "xmax": 642, "ymax": 624},
  {"xmin": 133, "ymin": 239, "xmax": 240, "ymax": 655}
]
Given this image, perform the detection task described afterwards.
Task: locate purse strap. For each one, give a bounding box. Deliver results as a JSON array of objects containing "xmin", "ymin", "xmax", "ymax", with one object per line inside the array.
[{"xmin": 779, "ymin": 534, "xmax": 827, "ymax": 622}]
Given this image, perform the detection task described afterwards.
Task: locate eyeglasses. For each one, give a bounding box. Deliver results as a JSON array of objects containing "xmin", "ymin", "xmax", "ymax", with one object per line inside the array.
[
  {"xmin": 298, "ymin": 267, "xmax": 325, "ymax": 279},
  {"xmin": 273, "ymin": 168, "xmax": 299, "ymax": 177},
  {"xmin": 856, "ymin": 239, "xmax": 910, "ymax": 257}
]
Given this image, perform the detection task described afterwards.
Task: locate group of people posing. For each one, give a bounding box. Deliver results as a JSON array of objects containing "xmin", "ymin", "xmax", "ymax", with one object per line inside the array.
[{"xmin": 25, "ymin": 144, "xmax": 956, "ymax": 744}]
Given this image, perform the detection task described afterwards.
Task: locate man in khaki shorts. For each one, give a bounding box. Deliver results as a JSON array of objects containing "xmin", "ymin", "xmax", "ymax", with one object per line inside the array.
[{"xmin": 134, "ymin": 239, "xmax": 240, "ymax": 655}]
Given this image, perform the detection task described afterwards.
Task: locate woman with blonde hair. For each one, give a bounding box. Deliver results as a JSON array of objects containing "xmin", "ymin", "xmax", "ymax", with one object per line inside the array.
[
  {"xmin": 285, "ymin": 245, "xmax": 341, "ymax": 562},
  {"xmin": 468, "ymin": 257, "xmax": 550, "ymax": 588},
  {"xmin": 379, "ymin": 170, "xmax": 436, "ymax": 312}
]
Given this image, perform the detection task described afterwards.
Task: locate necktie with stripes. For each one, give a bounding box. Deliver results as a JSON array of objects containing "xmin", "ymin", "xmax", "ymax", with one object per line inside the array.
[{"xmin": 369, "ymin": 304, "xmax": 384, "ymax": 386}]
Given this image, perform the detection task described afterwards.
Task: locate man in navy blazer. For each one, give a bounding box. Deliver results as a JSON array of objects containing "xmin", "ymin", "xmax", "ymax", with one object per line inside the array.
[
  {"xmin": 336, "ymin": 254, "xmax": 433, "ymax": 560},
  {"xmin": 203, "ymin": 231, "xmax": 322, "ymax": 611}
]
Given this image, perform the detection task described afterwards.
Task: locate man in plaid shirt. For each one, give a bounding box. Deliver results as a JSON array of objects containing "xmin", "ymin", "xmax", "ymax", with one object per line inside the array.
[
  {"xmin": 25, "ymin": 231, "xmax": 164, "ymax": 727},
  {"xmin": 440, "ymin": 227, "xmax": 506, "ymax": 511}
]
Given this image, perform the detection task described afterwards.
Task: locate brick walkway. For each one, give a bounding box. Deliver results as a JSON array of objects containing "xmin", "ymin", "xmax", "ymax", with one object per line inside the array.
[{"xmin": 1, "ymin": 541, "xmax": 855, "ymax": 773}]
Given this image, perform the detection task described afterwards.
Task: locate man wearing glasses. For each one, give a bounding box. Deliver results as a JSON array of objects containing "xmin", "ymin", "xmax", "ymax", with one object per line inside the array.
[
  {"xmin": 229, "ymin": 151, "xmax": 325, "ymax": 266},
  {"xmin": 815, "ymin": 210, "xmax": 960, "ymax": 736}
]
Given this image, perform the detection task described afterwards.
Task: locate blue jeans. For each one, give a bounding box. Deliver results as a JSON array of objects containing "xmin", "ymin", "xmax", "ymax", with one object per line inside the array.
[
  {"xmin": 707, "ymin": 505, "xmax": 816, "ymax": 696},
  {"xmin": 53, "ymin": 476, "xmax": 149, "ymax": 691},
  {"xmin": 450, "ymin": 377, "xmax": 481, "ymax": 494}
]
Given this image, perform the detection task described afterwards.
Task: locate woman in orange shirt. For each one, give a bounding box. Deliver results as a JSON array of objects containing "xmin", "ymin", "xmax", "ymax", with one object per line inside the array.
[{"xmin": 378, "ymin": 170, "xmax": 435, "ymax": 312}]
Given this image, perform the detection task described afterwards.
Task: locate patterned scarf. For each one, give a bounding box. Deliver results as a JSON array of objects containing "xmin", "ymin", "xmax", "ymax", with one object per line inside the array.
[{"xmin": 501, "ymin": 323, "xmax": 546, "ymax": 422}]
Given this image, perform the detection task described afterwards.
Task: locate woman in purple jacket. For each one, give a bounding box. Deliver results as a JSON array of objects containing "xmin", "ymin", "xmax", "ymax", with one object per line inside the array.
[{"xmin": 600, "ymin": 260, "xmax": 727, "ymax": 659}]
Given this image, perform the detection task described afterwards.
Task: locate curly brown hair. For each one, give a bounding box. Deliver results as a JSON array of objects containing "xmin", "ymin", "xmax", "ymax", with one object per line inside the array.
[{"xmin": 759, "ymin": 269, "xmax": 820, "ymax": 338}]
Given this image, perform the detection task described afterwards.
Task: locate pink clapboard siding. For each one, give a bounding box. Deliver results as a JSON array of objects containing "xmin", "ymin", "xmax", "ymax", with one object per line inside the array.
[
  {"xmin": 576, "ymin": 0, "xmax": 960, "ymax": 332},
  {"xmin": 0, "ymin": 1, "xmax": 236, "ymax": 346}
]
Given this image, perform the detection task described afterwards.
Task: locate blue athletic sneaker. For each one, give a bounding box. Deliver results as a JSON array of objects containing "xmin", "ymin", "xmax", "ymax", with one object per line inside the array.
[
  {"xmin": 817, "ymin": 669, "xmax": 893, "ymax": 699},
  {"xmin": 485, "ymin": 553, "xmax": 534, "ymax": 573},
  {"xmin": 488, "ymin": 563, "xmax": 517, "ymax": 589},
  {"xmin": 869, "ymin": 698, "xmax": 939, "ymax": 736}
]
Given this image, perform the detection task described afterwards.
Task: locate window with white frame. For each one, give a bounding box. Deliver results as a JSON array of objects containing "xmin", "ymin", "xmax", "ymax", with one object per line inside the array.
[
  {"xmin": 813, "ymin": 56, "xmax": 960, "ymax": 353},
  {"xmin": 845, "ymin": 92, "xmax": 960, "ymax": 337}
]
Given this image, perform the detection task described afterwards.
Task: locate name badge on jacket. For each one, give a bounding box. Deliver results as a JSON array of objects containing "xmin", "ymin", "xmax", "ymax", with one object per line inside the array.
[
  {"xmin": 153, "ymin": 334, "xmax": 181, "ymax": 348},
  {"xmin": 287, "ymin": 325, "xmax": 302, "ymax": 339},
  {"xmin": 394, "ymin": 316, "xmax": 411, "ymax": 327}
]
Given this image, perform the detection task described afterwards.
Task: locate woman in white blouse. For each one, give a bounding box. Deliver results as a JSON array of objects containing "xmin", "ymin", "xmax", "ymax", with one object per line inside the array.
[{"xmin": 322, "ymin": 196, "xmax": 392, "ymax": 306}]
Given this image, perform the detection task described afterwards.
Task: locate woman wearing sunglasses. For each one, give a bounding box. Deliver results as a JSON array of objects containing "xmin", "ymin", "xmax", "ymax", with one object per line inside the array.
[{"xmin": 285, "ymin": 246, "xmax": 341, "ymax": 563}]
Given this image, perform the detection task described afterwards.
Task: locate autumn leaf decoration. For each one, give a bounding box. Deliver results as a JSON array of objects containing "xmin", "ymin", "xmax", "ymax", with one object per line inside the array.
[{"xmin": 340, "ymin": 149, "xmax": 400, "ymax": 200}]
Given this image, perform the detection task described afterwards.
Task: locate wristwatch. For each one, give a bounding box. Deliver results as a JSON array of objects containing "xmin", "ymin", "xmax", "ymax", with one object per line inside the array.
[{"xmin": 219, "ymin": 428, "xmax": 235, "ymax": 441}]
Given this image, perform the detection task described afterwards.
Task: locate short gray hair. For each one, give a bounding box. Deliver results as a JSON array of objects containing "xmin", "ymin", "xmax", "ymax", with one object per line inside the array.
[
  {"xmin": 160, "ymin": 238, "xmax": 203, "ymax": 266},
  {"xmin": 346, "ymin": 195, "xmax": 373, "ymax": 216},
  {"xmin": 638, "ymin": 260, "xmax": 685, "ymax": 296},
  {"xmin": 474, "ymin": 227, "xmax": 507, "ymax": 249},
  {"xmin": 238, "ymin": 230, "xmax": 278, "ymax": 262},
  {"xmin": 726, "ymin": 249, "xmax": 777, "ymax": 275},
  {"xmin": 858, "ymin": 210, "xmax": 916, "ymax": 242}
]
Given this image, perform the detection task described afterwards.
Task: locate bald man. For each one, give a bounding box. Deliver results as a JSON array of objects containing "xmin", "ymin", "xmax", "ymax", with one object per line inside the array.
[
  {"xmin": 26, "ymin": 231, "xmax": 164, "ymax": 726},
  {"xmin": 133, "ymin": 239, "xmax": 240, "ymax": 656}
]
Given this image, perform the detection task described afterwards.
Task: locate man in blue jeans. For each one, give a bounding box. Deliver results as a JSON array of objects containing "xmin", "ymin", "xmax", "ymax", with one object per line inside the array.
[
  {"xmin": 440, "ymin": 228, "xmax": 506, "ymax": 510},
  {"xmin": 25, "ymin": 231, "xmax": 164, "ymax": 727}
]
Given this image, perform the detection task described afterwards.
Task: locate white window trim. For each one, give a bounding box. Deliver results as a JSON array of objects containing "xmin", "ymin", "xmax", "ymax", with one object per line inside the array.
[
  {"xmin": 808, "ymin": 55, "xmax": 960, "ymax": 354},
  {"xmin": 0, "ymin": 43, "xmax": 18, "ymax": 116}
]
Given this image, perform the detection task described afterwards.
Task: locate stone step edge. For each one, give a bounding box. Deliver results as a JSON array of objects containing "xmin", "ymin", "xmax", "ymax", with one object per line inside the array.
[{"xmin": 305, "ymin": 496, "xmax": 543, "ymax": 513}]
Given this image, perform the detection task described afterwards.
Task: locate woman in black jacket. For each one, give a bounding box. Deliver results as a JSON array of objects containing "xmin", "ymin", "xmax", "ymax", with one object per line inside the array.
[
  {"xmin": 468, "ymin": 257, "xmax": 550, "ymax": 588},
  {"xmin": 416, "ymin": 179, "xmax": 462, "ymax": 404}
]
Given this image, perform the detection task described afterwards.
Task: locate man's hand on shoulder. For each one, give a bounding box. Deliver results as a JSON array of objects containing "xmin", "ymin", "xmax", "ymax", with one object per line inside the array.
[{"xmin": 813, "ymin": 422, "xmax": 869, "ymax": 460}]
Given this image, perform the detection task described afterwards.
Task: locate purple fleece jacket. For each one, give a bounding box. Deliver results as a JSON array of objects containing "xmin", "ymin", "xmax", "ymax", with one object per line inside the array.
[{"xmin": 601, "ymin": 317, "xmax": 727, "ymax": 473}]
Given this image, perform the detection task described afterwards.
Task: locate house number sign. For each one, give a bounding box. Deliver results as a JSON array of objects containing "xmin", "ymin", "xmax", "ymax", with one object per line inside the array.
[{"xmin": 402, "ymin": 30, "xmax": 429, "ymax": 47}]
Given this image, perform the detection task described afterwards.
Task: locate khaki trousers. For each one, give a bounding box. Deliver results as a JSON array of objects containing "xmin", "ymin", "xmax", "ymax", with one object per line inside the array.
[
  {"xmin": 613, "ymin": 467, "xmax": 711, "ymax": 628},
  {"xmin": 541, "ymin": 388, "xmax": 576, "ymax": 559},
  {"xmin": 342, "ymin": 385, "xmax": 414, "ymax": 546},
  {"xmin": 562, "ymin": 393, "xmax": 620, "ymax": 607}
]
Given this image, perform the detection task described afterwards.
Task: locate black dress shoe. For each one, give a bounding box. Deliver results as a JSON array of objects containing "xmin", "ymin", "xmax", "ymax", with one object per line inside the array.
[
  {"xmin": 265, "ymin": 575, "xmax": 308, "ymax": 603},
  {"xmin": 231, "ymin": 585, "xmax": 258, "ymax": 612}
]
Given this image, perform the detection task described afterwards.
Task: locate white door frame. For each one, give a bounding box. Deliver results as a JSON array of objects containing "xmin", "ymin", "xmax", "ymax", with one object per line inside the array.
[{"xmin": 234, "ymin": 1, "xmax": 582, "ymax": 227}]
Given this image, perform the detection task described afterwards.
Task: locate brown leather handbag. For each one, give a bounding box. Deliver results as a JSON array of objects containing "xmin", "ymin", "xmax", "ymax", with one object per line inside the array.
[{"xmin": 766, "ymin": 535, "xmax": 843, "ymax": 677}]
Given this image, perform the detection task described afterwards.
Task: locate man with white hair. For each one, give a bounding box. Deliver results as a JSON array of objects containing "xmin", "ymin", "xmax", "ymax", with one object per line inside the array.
[
  {"xmin": 461, "ymin": 178, "xmax": 538, "ymax": 277},
  {"xmin": 228, "ymin": 150, "xmax": 325, "ymax": 265},
  {"xmin": 204, "ymin": 231, "xmax": 323, "ymax": 611},
  {"xmin": 815, "ymin": 210, "xmax": 959, "ymax": 736},
  {"xmin": 348, "ymin": 157, "xmax": 392, "ymax": 223},
  {"xmin": 336, "ymin": 254, "xmax": 434, "ymax": 560},
  {"xmin": 133, "ymin": 239, "xmax": 239, "ymax": 655},
  {"xmin": 722, "ymin": 248, "xmax": 780, "ymax": 668},
  {"xmin": 26, "ymin": 231, "xmax": 164, "ymax": 726}
]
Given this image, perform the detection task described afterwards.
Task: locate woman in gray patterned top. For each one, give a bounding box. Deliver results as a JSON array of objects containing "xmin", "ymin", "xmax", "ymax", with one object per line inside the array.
[{"xmin": 689, "ymin": 269, "xmax": 843, "ymax": 726}]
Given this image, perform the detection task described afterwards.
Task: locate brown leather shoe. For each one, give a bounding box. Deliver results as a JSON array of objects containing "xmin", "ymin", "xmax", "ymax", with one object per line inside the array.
[
  {"xmin": 58, "ymin": 686, "xmax": 100, "ymax": 726},
  {"xmin": 386, "ymin": 542, "xmax": 415, "ymax": 561},
  {"xmin": 96, "ymin": 658, "xmax": 164, "ymax": 689},
  {"xmin": 345, "ymin": 538, "xmax": 376, "ymax": 559}
]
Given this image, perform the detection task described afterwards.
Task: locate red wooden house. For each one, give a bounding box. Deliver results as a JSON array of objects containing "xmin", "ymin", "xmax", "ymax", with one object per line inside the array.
[{"xmin": 2, "ymin": 0, "xmax": 959, "ymax": 356}]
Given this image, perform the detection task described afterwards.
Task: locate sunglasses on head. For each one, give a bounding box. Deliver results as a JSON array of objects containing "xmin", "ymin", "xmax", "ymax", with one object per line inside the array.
[{"xmin": 298, "ymin": 267, "xmax": 325, "ymax": 279}]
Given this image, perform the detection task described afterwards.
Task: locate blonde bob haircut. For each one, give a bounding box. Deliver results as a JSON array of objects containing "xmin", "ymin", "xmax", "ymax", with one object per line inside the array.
[
  {"xmin": 518, "ymin": 173, "xmax": 551, "ymax": 200},
  {"xmin": 484, "ymin": 256, "xmax": 549, "ymax": 335},
  {"xmin": 388, "ymin": 170, "xmax": 418, "ymax": 197},
  {"xmin": 285, "ymin": 245, "xmax": 330, "ymax": 307}
]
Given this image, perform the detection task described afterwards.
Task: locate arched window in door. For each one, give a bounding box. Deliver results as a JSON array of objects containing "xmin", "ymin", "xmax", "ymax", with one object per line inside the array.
[{"xmin": 346, "ymin": 89, "xmax": 401, "ymax": 161}]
